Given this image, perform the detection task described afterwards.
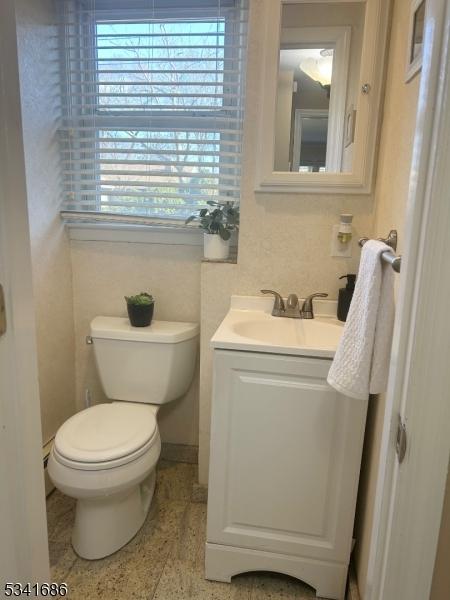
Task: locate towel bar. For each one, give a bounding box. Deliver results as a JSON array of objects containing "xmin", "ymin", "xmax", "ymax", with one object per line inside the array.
[{"xmin": 358, "ymin": 230, "xmax": 402, "ymax": 273}]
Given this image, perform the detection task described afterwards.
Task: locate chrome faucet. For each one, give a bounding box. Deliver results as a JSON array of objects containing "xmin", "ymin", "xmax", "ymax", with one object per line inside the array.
[{"xmin": 261, "ymin": 290, "xmax": 328, "ymax": 319}]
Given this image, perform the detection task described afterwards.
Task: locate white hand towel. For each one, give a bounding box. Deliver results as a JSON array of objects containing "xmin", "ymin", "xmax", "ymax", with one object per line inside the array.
[{"xmin": 327, "ymin": 240, "xmax": 395, "ymax": 400}]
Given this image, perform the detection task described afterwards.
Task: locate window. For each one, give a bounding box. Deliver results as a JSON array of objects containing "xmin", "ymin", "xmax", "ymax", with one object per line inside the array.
[{"xmin": 59, "ymin": 0, "xmax": 248, "ymax": 225}]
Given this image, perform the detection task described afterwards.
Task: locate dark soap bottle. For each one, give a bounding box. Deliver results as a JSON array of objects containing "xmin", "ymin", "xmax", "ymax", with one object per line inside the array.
[{"xmin": 337, "ymin": 274, "xmax": 356, "ymax": 322}]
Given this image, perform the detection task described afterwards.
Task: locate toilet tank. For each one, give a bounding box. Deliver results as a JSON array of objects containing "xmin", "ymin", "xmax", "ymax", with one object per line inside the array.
[{"xmin": 90, "ymin": 317, "xmax": 199, "ymax": 404}]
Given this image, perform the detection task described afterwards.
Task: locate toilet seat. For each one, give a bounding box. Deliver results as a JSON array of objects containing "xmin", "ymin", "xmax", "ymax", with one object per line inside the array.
[{"xmin": 54, "ymin": 402, "xmax": 158, "ymax": 471}]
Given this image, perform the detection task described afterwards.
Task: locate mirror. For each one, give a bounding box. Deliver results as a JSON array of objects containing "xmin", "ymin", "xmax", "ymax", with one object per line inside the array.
[
  {"xmin": 255, "ymin": 0, "xmax": 390, "ymax": 194},
  {"xmin": 274, "ymin": 2, "xmax": 365, "ymax": 173}
]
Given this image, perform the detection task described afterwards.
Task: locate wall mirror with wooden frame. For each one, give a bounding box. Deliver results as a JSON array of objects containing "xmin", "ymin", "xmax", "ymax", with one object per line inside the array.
[{"xmin": 255, "ymin": 0, "xmax": 391, "ymax": 194}]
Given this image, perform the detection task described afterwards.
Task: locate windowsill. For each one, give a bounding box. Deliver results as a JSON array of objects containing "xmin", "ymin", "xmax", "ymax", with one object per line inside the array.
[
  {"xmin": 66, "ymin": 223, "xmax": 239, "ymax": 262},
  {"xmin": 66, "ymin": 222, "xmax": 204, "ymax": 246}
]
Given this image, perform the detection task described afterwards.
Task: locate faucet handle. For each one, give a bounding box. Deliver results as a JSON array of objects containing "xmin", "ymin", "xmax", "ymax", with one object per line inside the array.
[
  {"xmin": 301, "ymin": 292, "xmax": 328, "ymax": 319},
  {"xmin": 260, "ymin": 289, "xmax": 285, "ymax": 314}
]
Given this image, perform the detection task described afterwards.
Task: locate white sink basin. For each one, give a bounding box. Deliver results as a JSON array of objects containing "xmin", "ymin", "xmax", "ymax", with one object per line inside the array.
[{"xmin": 211, "ymin": 295, "xmax": 344, "ymax": 358}]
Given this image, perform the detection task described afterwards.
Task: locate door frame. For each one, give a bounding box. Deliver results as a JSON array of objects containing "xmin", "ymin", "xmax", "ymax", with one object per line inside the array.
[
  {"xmin": 0, "ymin": 0, "xmax": 49, "ymax": 584},
  {"xmin": 292, "ymin": 109, "xmax": 330, "ymax": 172},
  {"xmin": 365, "ymin": 0, "xmax": 450, "ymax": 597}
]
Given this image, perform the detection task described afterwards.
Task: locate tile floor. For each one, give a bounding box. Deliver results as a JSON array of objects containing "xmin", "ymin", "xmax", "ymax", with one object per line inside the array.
[{"xmin": 47, "ymin": 460, "xmax": 338, "ymax": 599}]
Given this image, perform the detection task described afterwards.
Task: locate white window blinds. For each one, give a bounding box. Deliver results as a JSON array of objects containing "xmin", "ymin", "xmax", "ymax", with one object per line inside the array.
[{"xmin": 59, "ymin": 0, "xmax": 248, "ymax": 224}]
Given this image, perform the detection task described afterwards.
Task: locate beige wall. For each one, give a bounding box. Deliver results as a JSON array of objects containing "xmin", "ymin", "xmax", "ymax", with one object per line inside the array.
[
  {"xmin": 353, "ymin": 0, "xmax": 420, "ymax": 595},
  {"xmin": 70, "ymin": 238, "xmax": 202, "ymax": 446},
  {"xmin": 198, "ymin": 0, "xmax": 375, "ymax": 484},
  {"xmin": 15, "ymin": 0, "xmax": 77, "ymax": 445}
]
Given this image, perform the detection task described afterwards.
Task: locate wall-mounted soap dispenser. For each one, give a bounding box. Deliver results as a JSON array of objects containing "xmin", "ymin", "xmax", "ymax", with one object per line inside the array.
[{"xmin": 337, "ymin": 274, "xmax": 356, "ymax": 321}]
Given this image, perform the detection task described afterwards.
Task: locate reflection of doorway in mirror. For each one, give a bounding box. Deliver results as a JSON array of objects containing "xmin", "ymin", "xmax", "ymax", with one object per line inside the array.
[{"xmin": 292, "ymin": 110, "xmax": 329, "ymax": 172}]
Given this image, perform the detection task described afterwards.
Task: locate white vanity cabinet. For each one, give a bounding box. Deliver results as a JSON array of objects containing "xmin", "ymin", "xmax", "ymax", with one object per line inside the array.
[{"xmin": 205, "ymin": 349, "xmax": 368, "ymax": 600}]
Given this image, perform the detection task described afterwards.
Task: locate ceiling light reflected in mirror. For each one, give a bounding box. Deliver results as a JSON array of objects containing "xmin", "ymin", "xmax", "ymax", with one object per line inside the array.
[{"xmin": 299, "ymin": 49, "xmax": 334, "ymax": 86}]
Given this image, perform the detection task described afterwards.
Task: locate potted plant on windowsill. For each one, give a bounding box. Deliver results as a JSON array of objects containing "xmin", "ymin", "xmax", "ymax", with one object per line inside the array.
[
  {"xmin": 125, "ymin": 293, "xmax": 154, "ymax": 327},
  {"xmin": 185, "ymin": 200, "xmax": 239, "ymax": 260}
]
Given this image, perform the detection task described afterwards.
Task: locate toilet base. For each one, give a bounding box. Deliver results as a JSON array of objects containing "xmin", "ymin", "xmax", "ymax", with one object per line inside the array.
[{"xmin": 72, "ymin": 470, "xmax": 156, "ymax": 560}]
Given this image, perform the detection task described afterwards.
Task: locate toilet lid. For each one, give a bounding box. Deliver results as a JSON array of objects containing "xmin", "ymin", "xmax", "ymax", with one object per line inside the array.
[{"xmin": 54, "ymin": 403, "xmax": 157, "ymax": 464}]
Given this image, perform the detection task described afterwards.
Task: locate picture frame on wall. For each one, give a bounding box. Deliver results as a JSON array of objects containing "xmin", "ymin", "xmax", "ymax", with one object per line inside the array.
[{"xmin": 405, "ymin": 0, "xmax": 425, "ymax": 82}]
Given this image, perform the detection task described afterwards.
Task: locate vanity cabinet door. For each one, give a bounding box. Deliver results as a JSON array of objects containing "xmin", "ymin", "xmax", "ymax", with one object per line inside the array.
[{"xmin": 206, "ymin": 350, "xmax": 368, "ymax": 564}]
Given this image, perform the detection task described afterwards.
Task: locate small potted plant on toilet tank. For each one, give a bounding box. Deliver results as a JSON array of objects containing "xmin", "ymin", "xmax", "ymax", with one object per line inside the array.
[
  {"xmin": 125, "ymin": 292, "xmax": 154, "ymax": 327},
  {"xmin": 185, "ymin": 200, "xmax": 239, "ymax": 260}
]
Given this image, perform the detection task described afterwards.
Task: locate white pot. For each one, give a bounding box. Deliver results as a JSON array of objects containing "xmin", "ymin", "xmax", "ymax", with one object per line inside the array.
[{"xmin": 203, "ymin": 233, "xmax": 230, "ymax": 260}]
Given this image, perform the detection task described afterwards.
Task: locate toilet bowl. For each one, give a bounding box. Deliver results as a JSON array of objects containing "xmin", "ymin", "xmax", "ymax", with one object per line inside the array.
[{"xmin": 48, "ymin": 317, "xmax": 199, "ymax": 560}]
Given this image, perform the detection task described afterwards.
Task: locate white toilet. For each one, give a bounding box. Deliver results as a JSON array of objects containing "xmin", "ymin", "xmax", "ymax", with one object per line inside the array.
[{"xmin": 48, "ymin": 316, "xmax": 199, "ymax": 560}]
